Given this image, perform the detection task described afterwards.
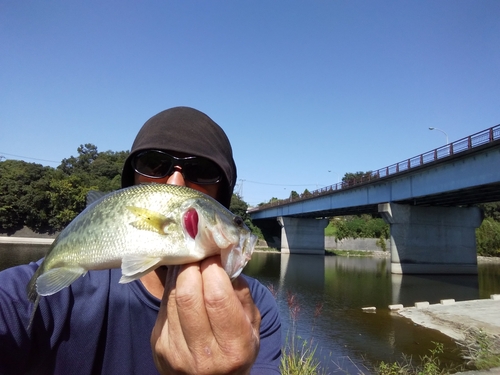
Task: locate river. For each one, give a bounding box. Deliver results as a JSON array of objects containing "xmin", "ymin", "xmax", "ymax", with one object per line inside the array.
[{"xmin": 1, "ymin": 244, "xmax": 500, "ymax": 373}]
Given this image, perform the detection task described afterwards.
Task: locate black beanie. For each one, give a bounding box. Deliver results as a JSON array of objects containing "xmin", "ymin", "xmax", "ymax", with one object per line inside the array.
[{"xmin": 121, "ymin": 107, "xmax": 237, "ymax": 208}]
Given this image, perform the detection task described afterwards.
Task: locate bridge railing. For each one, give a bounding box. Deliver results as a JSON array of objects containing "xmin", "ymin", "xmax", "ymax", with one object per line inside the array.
[{"xmin": 250, "ymin": 124, "xmax": 500, "ymax": 212}]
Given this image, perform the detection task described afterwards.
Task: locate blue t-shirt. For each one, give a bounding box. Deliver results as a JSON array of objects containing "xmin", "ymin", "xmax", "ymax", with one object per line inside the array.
[{"xmin": 0, "ymin": 261, "xmax": 281, "ymax": 374}]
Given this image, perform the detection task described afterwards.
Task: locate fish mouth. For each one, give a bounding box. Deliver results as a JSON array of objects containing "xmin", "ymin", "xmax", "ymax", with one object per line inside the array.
[{"xmin": 223, "ymin": 232, "xmax": 258, "ymax": 279}]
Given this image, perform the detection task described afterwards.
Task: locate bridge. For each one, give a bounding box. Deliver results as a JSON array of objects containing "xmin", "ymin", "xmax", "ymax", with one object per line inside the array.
[{"xmin": 249, "ymin": 125, "xmax": 500, "ymax": 275}]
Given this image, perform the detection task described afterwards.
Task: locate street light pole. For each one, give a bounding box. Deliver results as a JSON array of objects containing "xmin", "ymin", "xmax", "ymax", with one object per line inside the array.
[{"xmin": 428, "ymin": 127, "xmax": 449, "ymax": 144}]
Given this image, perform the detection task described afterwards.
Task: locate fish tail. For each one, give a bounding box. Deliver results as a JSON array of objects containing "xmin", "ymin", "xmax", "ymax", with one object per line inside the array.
[
  {"xmin": 26, "ymin": 265, "xmax": 42, "ymax": 303},
  {"xmin": 27, "ymin": 294, "xmax": 40, "ymax": 331},
  {"xmin": 26, "ymin": 265, "xmax": 42, "ymax": 330}
]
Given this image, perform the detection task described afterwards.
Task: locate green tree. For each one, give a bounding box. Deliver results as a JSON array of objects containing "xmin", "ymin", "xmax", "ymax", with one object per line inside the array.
[
  {"xmin": 48, "ymin": 145, "xmax": 128, "ymax": 228},
  {"xmin": 58, "ymin": 144, "xmax": 127, "ymax": 192},
  {"xmin": 22, "ymin": 168, "xmax": 56, "ymax": 232},
  {"xmin": 230, "ymin": 193, "xmax": 251, "ymax": 222},
  {"xmin": 478, "ymin": 202, "xmax": 500, "ymax": 222},
  {"xmin": 87, "ymin": 150, "xmax": 128, "ymax": 192},
  {"xmin": 476, "ymin": 217, "xmax": 500, "ymax": 257},
  {"xmin": 331, "ymin": 214, "xmax": 389, "ymax": 240},
  {"xmin": 0, "ymin": 145, "xmax": 130, "ymax": 234},
  {"xmin": 0, "ymin": 160, "xmax": 53, "ymax": 232},
  {"xmin": 47, "ymin": 173, "xmax": 96, "ymax": 231},
  {"xmin": 230, "ymin": 193, "xmax": 263, "ymax": 238},
  {"xmin": 59, "ymin": 143, "xmax": 99, "ymax": 176},
  {"xmin": 342, "ymin": 171, "xmax": 377, "ymax": 186},
  {"xmin": 301, "ymin": 189, "xmax": 312, "ymax": 198}
]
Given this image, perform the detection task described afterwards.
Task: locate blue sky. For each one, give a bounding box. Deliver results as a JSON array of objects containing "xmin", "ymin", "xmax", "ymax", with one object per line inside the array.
[{"xmin": 1, "ymin": 1, "xmax": 499, "ymax": 207}]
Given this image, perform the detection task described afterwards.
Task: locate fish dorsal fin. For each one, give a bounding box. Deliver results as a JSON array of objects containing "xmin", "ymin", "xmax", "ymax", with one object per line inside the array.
[
  {"xmin": 126, "ymin": 206, "xmax": 174, "ymax": 234},
  {"xmin": 35, "ymin": 266, "xmax": 86, "ymax": 297},
  {"xmin": 120, "ymin": 255, "xmax": 162, "ymax": 283},
  {"xmin": 86, "ymin": 190, "xmax": 108, "ymax": 207}
]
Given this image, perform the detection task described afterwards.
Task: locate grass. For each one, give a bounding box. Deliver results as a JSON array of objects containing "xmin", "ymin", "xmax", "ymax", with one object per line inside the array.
[
  {"xmin": 375, "ymin": 342, "xmax": 453, "ymax": 375},
  {"xmin": 374, "ymin": 330, "xmax": 500, "ymax": 375},
  {"xmin": 324, "ymin": 223, "xmax": 337, "ymax": 237},
  {"xmin": 281, "ymin": 336, "xmax": 325, "ymax": 375},
  {"xmin": 457, "ymin": 328, "xmax": 500, "ymax": 370},
  {"xmin": 278, "ymin": 289, "xmax": 328, "ymax": 375}
]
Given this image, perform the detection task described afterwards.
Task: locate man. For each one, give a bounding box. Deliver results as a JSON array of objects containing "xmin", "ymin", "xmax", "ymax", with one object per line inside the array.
[{"xmin": 0, "ymin": 107, "xmax": 281, "ymax": 374}]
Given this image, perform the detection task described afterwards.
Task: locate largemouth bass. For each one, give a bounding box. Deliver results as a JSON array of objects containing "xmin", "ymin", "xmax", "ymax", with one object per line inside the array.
[{"xmin": 27, "ymin": 183, "xmax": 257, "ymax": 305}]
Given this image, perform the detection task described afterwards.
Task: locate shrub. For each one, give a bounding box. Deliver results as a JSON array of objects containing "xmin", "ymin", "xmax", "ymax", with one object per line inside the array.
[{"xmin": 476, "ymin": 217, "xmax": 500, "ymax": 256}]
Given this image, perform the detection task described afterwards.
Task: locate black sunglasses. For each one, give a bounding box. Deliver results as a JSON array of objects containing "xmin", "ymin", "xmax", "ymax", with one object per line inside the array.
[{"xmin": 132, "ymin": 150, "xmax": 222, "ymax": 185}]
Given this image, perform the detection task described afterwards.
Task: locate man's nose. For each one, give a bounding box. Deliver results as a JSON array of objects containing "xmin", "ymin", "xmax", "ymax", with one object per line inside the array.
[{"xmin": 166, "ymin": 167, "xmax": 186, "ymax": 186}]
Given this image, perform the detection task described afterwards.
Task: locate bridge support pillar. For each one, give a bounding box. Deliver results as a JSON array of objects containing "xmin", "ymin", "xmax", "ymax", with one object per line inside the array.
[
  {"xmin": 277, "ymin": 217, "xmax": 328, "ymax": 254},
  {"xmin": 379, "ymin": 203, "xmax": 483, "ymax": 274}
]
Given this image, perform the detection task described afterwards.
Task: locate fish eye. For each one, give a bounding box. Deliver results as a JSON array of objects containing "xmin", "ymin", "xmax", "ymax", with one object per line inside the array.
[{"xmin": 234, "ymin": 216, "xmax": 244, "ymax": 227}]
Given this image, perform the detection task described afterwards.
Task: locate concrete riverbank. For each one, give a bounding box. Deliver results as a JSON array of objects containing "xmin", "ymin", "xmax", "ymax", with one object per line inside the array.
[
  {"xmin": 0, "ymin": 236, "xmax": 54, "ymax": 245},
  {"xmin": 397, "ymin": 297, "xmax": 500, "ymax": 374},
  {"xmin": 397, "ymin": 296, "xmax": 500, "ymax": 342}
]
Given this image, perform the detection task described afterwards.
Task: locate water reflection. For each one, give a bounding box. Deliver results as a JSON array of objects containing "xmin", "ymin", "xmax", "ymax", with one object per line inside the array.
[
  {"xmin": 478, "ymin": 262, "xmax": 500, "ymax": 298},
  {"xmin": 279, "ymin": 254, "xmax": 324, "ymax": 291},
  {"xmin": 392, "ymin": 274, "xmax": 480, "ymax": 306},
  {"xmin": 0, "ymin": 243, "xmax": 48, "ymax": 270}
]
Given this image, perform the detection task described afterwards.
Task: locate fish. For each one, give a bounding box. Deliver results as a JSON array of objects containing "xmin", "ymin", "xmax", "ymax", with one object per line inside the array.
[{"xmin": 26, "ymin": 183, "xmax": 257, "ymax": 307}]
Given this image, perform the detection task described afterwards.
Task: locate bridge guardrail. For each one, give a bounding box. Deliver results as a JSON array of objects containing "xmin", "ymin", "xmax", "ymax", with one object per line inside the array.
[{"xmin": 250, "ymin": 124, "xmax": 500, "ymax": 212}]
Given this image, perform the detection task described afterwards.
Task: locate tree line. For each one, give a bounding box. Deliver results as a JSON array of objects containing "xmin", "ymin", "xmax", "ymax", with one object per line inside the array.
[
  {"xmin": 1, "ymin": 150, "xmax": 499, "ymax": 256},
  {"xmin": 0, "ymin": 143, "xmax": 261, "ymax": 238},
  {"xmin": 0, "ymin": 144, "xmax": 127, "ymax": 233}
]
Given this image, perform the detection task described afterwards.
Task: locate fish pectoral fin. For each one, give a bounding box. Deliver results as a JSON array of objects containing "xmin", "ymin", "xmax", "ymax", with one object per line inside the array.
[
  {"xmin": 36, "ymin": 267, "xmax": 87, "ymax": 297},
  {"xmin": 126, "ymin": 206, "xmax": 174, "ymax": 234},
  {"xmin": 119, "ymin": 255, "xmax": 162, "ymax": 284}
]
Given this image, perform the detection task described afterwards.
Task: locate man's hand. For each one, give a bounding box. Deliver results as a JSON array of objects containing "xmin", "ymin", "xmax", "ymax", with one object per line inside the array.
[{"xmin": 151, "ymin": 256, "xmax": 261, "ymax": 375}]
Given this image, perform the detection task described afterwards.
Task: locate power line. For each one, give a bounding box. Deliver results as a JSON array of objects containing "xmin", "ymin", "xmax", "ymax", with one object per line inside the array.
[
  {"xmin": 243, "ymin": 179, "xmax": 323, "ymax": 187},
  {"xmin": 0, "ymin": 151, "xmax": 60, "ymax": 164}
]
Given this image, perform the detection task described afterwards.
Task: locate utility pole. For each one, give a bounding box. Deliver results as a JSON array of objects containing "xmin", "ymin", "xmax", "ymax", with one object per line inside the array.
[{"xmin": 237, "ymin": 179, "xmax": 245, "ymax": 196}]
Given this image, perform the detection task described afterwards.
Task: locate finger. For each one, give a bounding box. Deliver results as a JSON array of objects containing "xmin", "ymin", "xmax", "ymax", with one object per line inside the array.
[
  {"xmin": 174, "ymin": 262, "xmax": 217, "ymax": 353},
  {"xmin": 151, "ymin": 265, "xmax": 186, "ymax": 372},
  {"xmin": 200, "ymin": 258, "xmax": 260, "ymax": 352},
  {"xmin": 232, "ymin": 275, "xmax": 261, "ymax": 333},
  {"xmin": 163, "ymin": 265, "xmax": 183, "ymax": 340},
  {"xmin": 151, "ymin": 266, "xmax": 177, "ymax": 342}
]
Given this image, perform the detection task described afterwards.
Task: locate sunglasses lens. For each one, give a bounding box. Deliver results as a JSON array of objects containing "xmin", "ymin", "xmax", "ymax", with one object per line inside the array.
[
  {"xmin": 184, "ymin": 159, "xmax": 221, "ymax": 184},
  {"xmin": 133, "ymin": 151, "xmax": 173, "ymax": 178},
  {"xmin": 133, "ymin": 151, "xmax": 221, "ymax": 184}
]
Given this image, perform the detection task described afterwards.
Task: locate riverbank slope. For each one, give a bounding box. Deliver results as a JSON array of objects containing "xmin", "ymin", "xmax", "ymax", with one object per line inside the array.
[{"xmin": 397, "ymin": 296, "xmax": 500, "ymax": 342}]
